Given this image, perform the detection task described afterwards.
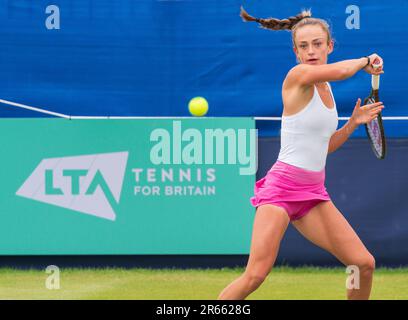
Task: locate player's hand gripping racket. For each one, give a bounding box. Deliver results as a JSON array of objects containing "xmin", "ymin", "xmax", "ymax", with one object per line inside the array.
[{"xmin": 363, "ymin": 58, "xmax": 386, "ymax": 159}]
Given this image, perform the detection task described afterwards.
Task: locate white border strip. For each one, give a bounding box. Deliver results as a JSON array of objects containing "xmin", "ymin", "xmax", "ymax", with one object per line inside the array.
[
  {"xmin": 70, "ymin": 116, "xmax": 202, "ymax": 120},
  {"xmin": 255, "ymin": 116, "xmax": 408, "ymax": 121}
]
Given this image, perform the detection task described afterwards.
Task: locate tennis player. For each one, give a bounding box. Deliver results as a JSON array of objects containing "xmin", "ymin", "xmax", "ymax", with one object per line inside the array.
[{"xmin": 218, "ymin": 7, "xmax": 384, "ymax": 300}]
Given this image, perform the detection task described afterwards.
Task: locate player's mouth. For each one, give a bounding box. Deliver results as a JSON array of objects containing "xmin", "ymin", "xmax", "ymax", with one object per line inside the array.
[{"xmin": 307, "ymin": 58, "xmax": 319, "ymax": 64}]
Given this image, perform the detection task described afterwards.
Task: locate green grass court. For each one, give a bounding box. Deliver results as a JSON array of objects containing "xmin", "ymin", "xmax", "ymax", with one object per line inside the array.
[{"xmin": 1, "ymin": 267, "xmax": 407, "ymax": 300}]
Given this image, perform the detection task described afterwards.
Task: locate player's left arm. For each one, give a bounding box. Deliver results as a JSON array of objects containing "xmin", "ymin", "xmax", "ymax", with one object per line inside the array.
[
  {"xmin": 328, "ymin": 99, "xmax": 384, "ymax": 154},
  {"xmin": 328, "ymin": 118, "xmax": 359, "ymax": 154}
]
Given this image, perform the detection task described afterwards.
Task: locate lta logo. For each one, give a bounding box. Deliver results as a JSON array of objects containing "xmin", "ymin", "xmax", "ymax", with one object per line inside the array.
[{"xmin": 16, "ymin": 152, "xmax": 128, "ymax": 221}]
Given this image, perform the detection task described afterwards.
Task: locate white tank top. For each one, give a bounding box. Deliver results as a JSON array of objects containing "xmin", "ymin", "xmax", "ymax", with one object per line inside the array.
[{"xmin": 277, "ymin": 83, "xmax": 338, "ymax": 172}]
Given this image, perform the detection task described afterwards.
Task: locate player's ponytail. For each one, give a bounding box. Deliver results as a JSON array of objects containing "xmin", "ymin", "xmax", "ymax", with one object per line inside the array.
[
  {"xmin": 240, "ymin": 6, "xmax": 312, "ymax": 31},
  {"xmin": 240, "ymin": 7, "xmax": 333, "ymax": 48}
]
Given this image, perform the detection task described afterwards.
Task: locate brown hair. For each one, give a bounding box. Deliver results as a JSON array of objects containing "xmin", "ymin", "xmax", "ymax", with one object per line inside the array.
[{"xmin": 240, "ymin": 6, "xmax": 332, "ymax": 47}]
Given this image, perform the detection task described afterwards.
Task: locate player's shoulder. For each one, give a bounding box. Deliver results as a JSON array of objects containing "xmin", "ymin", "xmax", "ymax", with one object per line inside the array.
[
  {"xmin": 283, "ymin": 64, "xmax": 311, "ymax": 90},
  {"xmin": 286, "ymin": 64, "xmax": 312, "ymax": 80}
]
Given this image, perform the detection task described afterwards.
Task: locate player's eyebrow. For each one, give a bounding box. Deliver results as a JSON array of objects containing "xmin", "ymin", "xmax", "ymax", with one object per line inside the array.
[{"xmin": 299, "ymin": 38, "xmax": 324, "ymax": 43}]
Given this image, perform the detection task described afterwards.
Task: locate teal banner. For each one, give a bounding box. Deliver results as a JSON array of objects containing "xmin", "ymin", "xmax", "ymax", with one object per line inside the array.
[{"xmin": 0, "ymin": 118, "xmax": 256, "ymax": 254}]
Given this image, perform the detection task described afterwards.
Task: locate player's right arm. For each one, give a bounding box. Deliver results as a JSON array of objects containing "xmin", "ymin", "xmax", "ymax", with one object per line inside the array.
[{"xmin": 285, "ymin": 54, "xmax": 383, "ymax": 88}]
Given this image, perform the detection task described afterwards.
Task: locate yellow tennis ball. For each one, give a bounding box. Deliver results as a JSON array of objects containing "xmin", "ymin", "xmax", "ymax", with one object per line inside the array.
[{"xmin": 188, "ymin": 97, "xmax": 208, "ymax": 117}]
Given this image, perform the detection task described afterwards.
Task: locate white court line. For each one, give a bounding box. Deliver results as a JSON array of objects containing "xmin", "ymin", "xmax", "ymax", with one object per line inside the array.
[
  {"xmin": 1, "ymin": 98, "xmax": 408, "ymax": 120},
  {"xmin": 0, "ymin": 99, "xmax": 70, "ymax": 119}
]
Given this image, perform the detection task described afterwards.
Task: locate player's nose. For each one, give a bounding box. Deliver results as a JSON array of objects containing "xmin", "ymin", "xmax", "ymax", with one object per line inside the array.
[{"xmin": 308, "ymin": 47, "xmax": 315, "ymax": 55}]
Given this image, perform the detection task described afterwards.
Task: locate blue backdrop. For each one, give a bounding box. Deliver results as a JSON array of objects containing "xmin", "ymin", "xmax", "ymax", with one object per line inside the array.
[{"xmin": 0, "ymin": 0, "xmax": 406, "ymax": 136}]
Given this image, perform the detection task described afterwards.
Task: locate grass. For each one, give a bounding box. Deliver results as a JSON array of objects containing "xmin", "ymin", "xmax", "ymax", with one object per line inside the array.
[{"xmin": 0, "ymin": 266, "xmax": 407, "ymax": 300}]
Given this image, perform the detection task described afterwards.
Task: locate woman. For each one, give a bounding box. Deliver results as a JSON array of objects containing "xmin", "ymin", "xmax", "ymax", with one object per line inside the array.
[{"xmin": 218, "ymin": 7, "xmax": 384, "ymax": 300}]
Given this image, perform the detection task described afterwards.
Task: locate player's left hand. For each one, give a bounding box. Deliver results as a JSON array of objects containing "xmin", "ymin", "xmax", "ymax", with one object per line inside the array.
[{"xmin": 351, "ymin": 98, "xmax": 385, "ymax": 125}]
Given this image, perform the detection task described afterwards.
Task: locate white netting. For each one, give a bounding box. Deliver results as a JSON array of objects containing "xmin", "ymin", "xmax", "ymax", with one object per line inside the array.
[
  {"xmin": 367, "ymin": 117, "xmax": 383, "ymax": 156},
  {"xmin": 366, "ymin": 97, "xmax": 384, "ymax": 157}
]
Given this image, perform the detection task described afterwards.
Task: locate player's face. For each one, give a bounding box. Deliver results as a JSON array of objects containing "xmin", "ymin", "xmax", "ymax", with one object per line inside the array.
[{"xmin": 293, "ymin": 25, "xmax": 333, "ymax": 65}]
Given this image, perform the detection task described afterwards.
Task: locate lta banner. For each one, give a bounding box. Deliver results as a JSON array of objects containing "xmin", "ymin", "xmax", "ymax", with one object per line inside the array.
[{"xmin": 0, "ymin": 118, "xmax": 256, "ymax": 254}]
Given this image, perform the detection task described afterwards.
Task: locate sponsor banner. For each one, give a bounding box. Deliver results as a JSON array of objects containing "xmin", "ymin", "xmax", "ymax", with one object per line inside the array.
[{"xmin": 0, "ymin": 118, "xmax": 256, "ymax": 254}]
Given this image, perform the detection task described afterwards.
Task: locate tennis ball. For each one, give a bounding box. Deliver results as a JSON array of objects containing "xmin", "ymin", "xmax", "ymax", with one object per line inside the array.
[{"xmin": 188, "ymin": 97, "xmax": 208, "ymax": 117}]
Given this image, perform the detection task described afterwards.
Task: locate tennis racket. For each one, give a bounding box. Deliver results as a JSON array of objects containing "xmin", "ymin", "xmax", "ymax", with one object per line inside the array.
[{"xmin": 363, "ymin": 59, "xmax": 386, "ymax": 159}]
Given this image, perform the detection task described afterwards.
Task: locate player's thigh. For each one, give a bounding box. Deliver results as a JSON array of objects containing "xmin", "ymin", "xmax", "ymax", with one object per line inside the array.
[
  {"xmin": 245, "ymin": 204, "xmax": 290, "ymax": 275},
  {"xmin": 291, "ymin": 201, "xmax": 372, "ymax": 266}
]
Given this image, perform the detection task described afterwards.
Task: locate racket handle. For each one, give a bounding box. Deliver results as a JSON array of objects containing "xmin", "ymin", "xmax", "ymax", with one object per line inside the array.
[
  {"xmin": 372, "ymin": 74, "xmax": 380, "ymax": 90},
  {"xmin": 371, "ymin": 58, "xmax": 382, "ymax": 90},
  {"xmin": 372, "ymin": 62, "xmax": 381, "ymax": 90}
]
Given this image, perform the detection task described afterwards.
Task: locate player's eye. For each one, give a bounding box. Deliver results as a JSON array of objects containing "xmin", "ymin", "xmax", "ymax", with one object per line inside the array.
[
  {"xmin": 300, "ymin": 44, "xmax": 307, "ymax": 49},
  {"xmin": 314, "ymin": 42, "xmax": 322, "ymax": 47}
]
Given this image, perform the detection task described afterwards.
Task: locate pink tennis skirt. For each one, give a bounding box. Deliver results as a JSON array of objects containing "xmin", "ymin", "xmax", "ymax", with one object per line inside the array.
[{"xmin": 250, "ymin": 160, "xmax": 331, "ymax": 221}]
